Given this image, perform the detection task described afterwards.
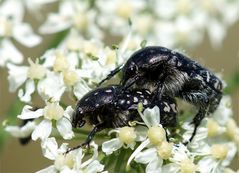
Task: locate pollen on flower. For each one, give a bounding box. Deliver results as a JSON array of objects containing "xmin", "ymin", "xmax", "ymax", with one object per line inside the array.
[
  {"xmin": 27, "ymin": 58, "xmax": 46, "ymax": 80},
  {"xmin": 157, "ymin": 141, "xmax": 173, "ymax": 160},
  {"xmin": 53, "ymin": 52, "xmax": 70, "ymax": 72},
  {"xmin": 207, "ymin": 118, "xmax": 221, "ymax": 137},
  {"xmin": 180, "ymin": 158, "xmax": 197, "ymax": 173},
  {"xmin": 0, "ymin": 18, "xmax": 12, "ymax": 37},
  {"xmin": 118, "ymin": 127, "xmax": 136, "ymax": 145},
  {"xmin": 44, "ymin": 102, "xmax": 64, "ymax": 121},
  {"xmin": 73, "ymin": 12, "xmax": 88, "ymax": 31},
  {"xmin": 116, "ymin": 1, "xmax": 133, "ymax": 18},
  {"xmin": 63, "ymin": 70, "xmax": 78, "ymax": 86},
  {"xmin": 211, "ymin": 144, "xmax": 228, "ymax": 160},
  {"xmin": 148, "ymin": 126, "xmax": 166, "ymax": 145},
  {"xmin": 54, "ymin": 153, "xmax": 74, "ymax": 170}
]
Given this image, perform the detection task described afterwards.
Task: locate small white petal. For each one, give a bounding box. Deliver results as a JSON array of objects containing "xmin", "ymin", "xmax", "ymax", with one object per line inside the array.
[
  {"xmin": 37, "ymin": 71, "xmax": 66, "ymax": 102},
  {"xmin": 13, "ymin": 24, "xmax": 42, "ymax": 47},
  {"xmin": 7, "ymin": 63, "xmax": 28, "ymax": 92},
  {"xmin": 63, "ymin": 106, "xmax": 74, "ymax": 120},
  {"xmin": 39, "ymin": 14, "xmax": 71, "ymax": 34},
  {"xmin": 73, "ymin": 79, "xmax": 91, "ymax": 100},
  {"xmin": 146, "ymin": 157, "xmax": 163, "ymax": 173},
  {"xmin": 102, "ymin": 138, "xmax": 123, "ymax": 155},
  {"xmin": 5, "ymin": 121, "xmax": 36, "ymax": 138},
  {"xmin": 56, "ymin": 118, "xmax": 74, "ymax": 140},
  {"xmin": 41, "ymin": 137, "xmax": 58, "ymax": 160},
  {"xmin": 32, "ymin": 119, "xmax": 52, "ymax": 141},
  {"xmin": 17, "ymin": 105, "xmax": 43, "ymax": 119},
  {"xmin": 0, "ymin": 40, "xmax": 23, "ymax": 67},
  {"xmin": 135, "ymin": 148, "xmax": 157, "ymax": 164},
  {"xmin": 84, "ymin": 160, "xmax": 104, "ymax": 173},
  {"xmin": 36, "ymin": 165, "xmax": 56, "ymax": 173},
  {"xmin": 135, "ymin": 126, "xmax": 148, "ymax": 141},
  {"xmin": 162, "ymin": 163, "xmax": 180, "ymax": 173},
  {"xmin": 18, "ymin": 79, "xmax": 35, "ymax": 103},
  {"xmin": 141, "ymin": 106, "xmax": 160, "ymax": 127}
]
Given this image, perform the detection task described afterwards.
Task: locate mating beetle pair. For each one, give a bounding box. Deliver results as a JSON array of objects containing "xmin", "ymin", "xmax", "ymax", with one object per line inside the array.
[{"xmin": 70, "ymin": 46, "xmax": 223, "ymax": 151}]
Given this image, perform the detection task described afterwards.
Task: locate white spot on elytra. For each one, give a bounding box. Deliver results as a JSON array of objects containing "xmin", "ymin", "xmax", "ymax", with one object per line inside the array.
[
  {"xmin": 127, "ymin": 101, "xmax": 130, "ymax": 104},
  {"xmin": 95, "ymin": 104, "xmax": 99, "ymax": 107},
  {"xmin": 94, "ymin": 92, "xmax": 98, "ymax": 95},
  {"xmin": 120, "ymin": 100, "xmax": 125, "ymax": 104},
  {"xmin": 143, "ymin": 99, "xmax": 148, "ymax": 105},
  {"xmin": 136, "ymin": 91, "xmax": 142, "ymax": 94},
  {"xmin": 133, "ymin": 97, "xmax": 139, "ymax": 103},
  {"xmin": 105, "ymin": 89, "xmax": 112, "ymax": 93}
]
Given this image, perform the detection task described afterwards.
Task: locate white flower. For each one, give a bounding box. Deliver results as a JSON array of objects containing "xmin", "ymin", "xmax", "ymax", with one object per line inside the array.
[
  {"xmin": 197, "ymin": 142, "xmax": 237, "ymax": 173},
  {"xmin": 102, "ymin": 126, "xmax": 147, "ymax": 155},
  {"xmin": 37, "ymin": 138, "xmax": 105, "ymax": 173},
  {"xmin": 17, "ymin": 104, "xmax": 74, "ymax": 140},
  {"xmin": 96, "ymin": 0, "xmax": 146, "ymax": 35},
  {"xmin": 39, "ymin": 1, "xmax": 102, "ymax": 38}
]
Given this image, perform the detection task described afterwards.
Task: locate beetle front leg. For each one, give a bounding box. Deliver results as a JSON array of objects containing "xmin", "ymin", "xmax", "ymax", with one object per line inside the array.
[{"xmin": 66, "ymin": 122, "xmax": 106, "ymax": 154}]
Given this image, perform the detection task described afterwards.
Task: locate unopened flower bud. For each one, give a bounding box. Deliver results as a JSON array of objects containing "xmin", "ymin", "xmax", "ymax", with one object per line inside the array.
[
  {"xmin": 180, "ymin": 159, "xmax": 197, "ymax": 173},
  {"xmin": 118, "ymin": 127, "xmax": 136, "ymax": 145},
  {"xmin": 157, "ymin": 141, "xmax": 173, "ymax": 159},
  {"xmin": 211, "ymin": 144, "xmax": 228, "ymax": 160},
  {"xmin": 148, "ymin": 126, "xmax": 166, "ymax": 145}
]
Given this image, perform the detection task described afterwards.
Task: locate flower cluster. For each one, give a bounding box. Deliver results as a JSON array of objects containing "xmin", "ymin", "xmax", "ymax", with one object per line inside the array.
[{"xmin": 2, "ymin": 0, "xmax": 239, "ymax": 172}]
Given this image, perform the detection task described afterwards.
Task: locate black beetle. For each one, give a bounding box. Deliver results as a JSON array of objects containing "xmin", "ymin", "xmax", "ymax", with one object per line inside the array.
[
  {"xmin": 99, "ymin": 46, "xmax": 223, "ymax": 142},
  {"xmin": 67, "ymin": 85, "xmax": 177, "ymax": 152}
]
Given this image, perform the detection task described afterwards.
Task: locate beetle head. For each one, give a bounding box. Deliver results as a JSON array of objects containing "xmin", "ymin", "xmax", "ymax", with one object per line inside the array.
[
  {"xmin": 72, "ymin": 107, "xmax": 86, "ymax": 128},
  {"xmin": 121, "ymin": 62, "xmax": 141, "ymax": 89}
]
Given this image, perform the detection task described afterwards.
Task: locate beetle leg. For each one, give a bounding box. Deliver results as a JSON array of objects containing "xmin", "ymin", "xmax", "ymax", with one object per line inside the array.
[
  {"xmin": 98, "ymin": 64, "xmax": 124, "ymax": 86},
  {"xmin": 66, "ymin": 122, "xmax": 106, "ymax": 154}
]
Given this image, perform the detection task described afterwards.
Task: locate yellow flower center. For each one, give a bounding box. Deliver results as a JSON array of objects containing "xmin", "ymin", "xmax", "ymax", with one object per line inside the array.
[
  {"xmin": 74, "ymin": 12, "xmax": 88, "ymax": 31},
  {"xmin": 44, "ymin": 102, "xmax": 64, "ymax": 120},
  {"xmin": 27, "ymin": 58, "xmax": 46, "ymax": 80},
  {"xmin": 83, "ymin": 41, "xmax": 99, "ymax": 56},
  {"xmin": 207, "ymin": 118, "xmax": 220, "ymax": 137},
  {"xmin": 180, "ymin": 159, "xmax": 197, "ymax": 173},
  {"xmin": 63, "ymin": 70, "xmax": 78, "ymax": 86},
  {"xmin": 211, "ymin": 144, "xmax": 228, "ymax": 160},
  {"xmin": 157, "ymin": 141, "xmax": 173, "ymax": 160},
  {"xmin": 116, "ymin": 1, "xmax": 133, "ymax": 18},
  {"xmin": 118, "ymin": 127, "xmax": 136, "ymax": 145},
  {"xmin": 53, "ymin": 52, "xmax": 69, "ymax": 72},
  {"xmin": 54, "ymin": 153, "xmax": 74, "ymax": 170},
  {"xmin": 148, "ymin": 126, "xmax": 166, "ymax": 145},
  {"xmin": 226, "ymin": 118, "xmax": 238, "ymax": 140}
]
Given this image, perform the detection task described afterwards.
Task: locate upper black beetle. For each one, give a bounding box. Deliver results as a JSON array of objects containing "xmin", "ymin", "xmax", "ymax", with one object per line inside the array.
[
  {"xmin": 68, "ymin": 85, "xmax": 177, "ymax": 152},
  {"xmin": 99, "ymin": 46, "xmax": 223, "ymax": 142}
]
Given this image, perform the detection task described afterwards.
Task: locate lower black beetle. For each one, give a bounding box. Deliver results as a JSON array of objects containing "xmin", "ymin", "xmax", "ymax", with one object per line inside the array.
[
  {"xmin": 98, "ymin": 46, "xmax": 223, "ymax": 142},
  {"xmin": 67, "ymin": 85, "xmax": 177, "ymax": 152}
]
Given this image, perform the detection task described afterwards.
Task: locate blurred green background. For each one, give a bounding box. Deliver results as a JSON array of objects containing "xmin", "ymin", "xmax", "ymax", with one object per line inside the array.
[{"xmin": 0, "ymin": 8, "xmax": 239, "ymax": 173}]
